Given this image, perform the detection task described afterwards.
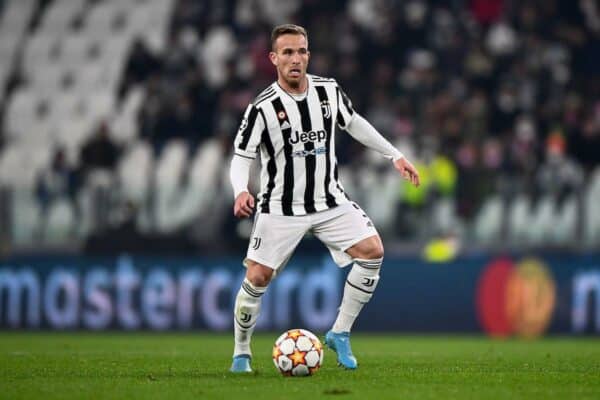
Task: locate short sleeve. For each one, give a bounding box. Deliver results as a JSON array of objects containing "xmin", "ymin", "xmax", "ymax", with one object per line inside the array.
[
  {"xmin": 233, "ymin": 104, "xmax": 265, "ymax": 159},
  {"xmin": 335, "ymin": 83, "xmax": 356, "ymax": 129}
]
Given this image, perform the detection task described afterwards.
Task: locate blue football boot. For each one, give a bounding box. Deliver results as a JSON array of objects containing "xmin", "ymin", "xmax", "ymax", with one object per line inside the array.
[
  {"xmin": 230, "ymin": 354, "xmax": 252, "ymax": 373},
  {"xmin": 325, "ymin": 331, "xmax": 358, "ymax": 369}
]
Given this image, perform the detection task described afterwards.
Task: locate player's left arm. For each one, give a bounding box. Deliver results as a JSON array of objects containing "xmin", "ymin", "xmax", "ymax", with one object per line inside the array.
[{"xmin": 345, "ymin": 113, "xmax": 420, "ymax": 187}]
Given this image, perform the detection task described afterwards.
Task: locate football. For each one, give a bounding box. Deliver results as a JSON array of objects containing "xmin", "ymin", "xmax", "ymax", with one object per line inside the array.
[{"xmin": 272, "ymin": 329, "xmax": 324, "ymax": 376}]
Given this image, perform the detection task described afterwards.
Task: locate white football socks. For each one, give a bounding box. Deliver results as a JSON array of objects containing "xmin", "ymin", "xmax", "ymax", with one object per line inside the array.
[
  {"xmin": 233, "ymin": 278, "xmax": 267, "ymax": 357},
  {"xmin": 332, "ymin": 258, "xmax": 382, "ymax": 333}
]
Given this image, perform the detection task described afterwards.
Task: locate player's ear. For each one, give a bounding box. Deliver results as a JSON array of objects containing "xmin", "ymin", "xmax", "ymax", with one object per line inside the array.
[{"xmin": 269, "ymin": 51, "xmax": 277, "ymax": 66}]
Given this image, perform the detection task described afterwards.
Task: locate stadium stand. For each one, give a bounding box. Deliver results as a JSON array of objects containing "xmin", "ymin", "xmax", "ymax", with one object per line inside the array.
[{"xmin": 0, "ymin": 0, "xmax": 598, "ymax": 254}]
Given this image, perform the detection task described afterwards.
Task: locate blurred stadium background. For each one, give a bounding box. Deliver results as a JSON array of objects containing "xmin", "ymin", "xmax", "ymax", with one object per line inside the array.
[{"xmin": 0, "ymin": 0, "xmax": 599, "ymax": 337}]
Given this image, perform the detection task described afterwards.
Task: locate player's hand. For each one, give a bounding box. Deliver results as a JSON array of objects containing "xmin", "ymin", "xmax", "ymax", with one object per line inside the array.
[
  {"xmin": 234, "ymin": 191, "xmax": 255, "ymax": 218},
  {"xmin": 393, "ymin": 157, "xmax": 420, "ymax": 187}
]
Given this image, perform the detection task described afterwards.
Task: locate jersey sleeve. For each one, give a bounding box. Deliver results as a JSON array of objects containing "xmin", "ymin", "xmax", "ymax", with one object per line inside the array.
[
  {"xmin": 233, "ymin": 104, "xmax": 265, "ymax": 159},
  {"xmin": 335, "ymin": 82, "xmax": 356, "ymax": 129}
]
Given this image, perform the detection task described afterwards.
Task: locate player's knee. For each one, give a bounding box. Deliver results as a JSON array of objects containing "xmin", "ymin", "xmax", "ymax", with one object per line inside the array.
[
  {"xmin": 357, "ymin": 241, "xmax": 384, "ymax": 260},
  {"xmin": 246, "ymin": 260, "xmax": 274, "ymax": 287},
  {"xmin": 365, "ymin": 244, "xmax": 384, "ymax": 260}
]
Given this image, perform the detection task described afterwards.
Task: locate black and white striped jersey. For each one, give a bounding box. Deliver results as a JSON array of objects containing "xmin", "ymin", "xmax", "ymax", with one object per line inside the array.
[{"xmin": 233, "ymin": 74, "xmax": 355, "ymax": 216}]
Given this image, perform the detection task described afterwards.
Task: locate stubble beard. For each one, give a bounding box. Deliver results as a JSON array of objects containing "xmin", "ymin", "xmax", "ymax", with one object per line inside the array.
[{"xmin": 284, "ymin": 70, "xmax": 305, "ymax": 90}]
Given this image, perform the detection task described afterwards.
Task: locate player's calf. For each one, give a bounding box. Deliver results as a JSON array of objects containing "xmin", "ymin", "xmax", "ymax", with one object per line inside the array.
[
  {"xmin": 231, "ymin": 278, "xmax": 267, "ymax": 372},
  {"xmin": 329, "ymin": 257, "xmax": 382, "ymax": 369}
]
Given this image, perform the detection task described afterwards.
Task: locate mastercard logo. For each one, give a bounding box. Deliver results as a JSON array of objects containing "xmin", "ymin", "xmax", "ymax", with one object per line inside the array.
[{"xmin": 476, "ymin": 257, "xmax": 556, "ymax": 338}]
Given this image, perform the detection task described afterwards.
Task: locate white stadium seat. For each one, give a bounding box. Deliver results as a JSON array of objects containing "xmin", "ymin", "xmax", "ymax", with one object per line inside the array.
[
  {"xmin": 551, "ymin": 195, "xmax": 578, "ymax": 244},
  {"xmin": 0, "ymin": 0, "xmax": 37, "ymax": 37},
  {"xmin": 9, "ymin": 187, "xmax": 42, "ymax": 246},
  {"xmin": 507, "ymin": 195, "xmax": 531, "ymax": 244},
  {"xmin": 527, "ymin": 196, "xmax": 557, "ymax": 245},
  {"xmin": 156, "ymin": 140, "xmax": 188, "ymax": 185},
  {"xmin": 22, "ymin": 34, "xmax": 61, "ymax": 77},
  {"xmin": 0, "ymin": 143, "xmax": 52, "ymax": 189},
  {"xmin": 473, "ymin": 195, "xmax": 504, "ymax": 243},
  {"xmin": 117, "ymin": 141, "xmax": 154, "ymax": 203},
  {"xmin": 58, "ymin": 34, "xmax": 93, "ymax": 68},
  {"xmin": 37, "ymin": 0, "xmax": 87, "ymax": 36},
  {"xmin": 43, "ymin": 199, "xmax": 76, "ymax": 244},
  {"xmin": 584, "ymin": 182, "xmax": 600, "ymax": 246}
]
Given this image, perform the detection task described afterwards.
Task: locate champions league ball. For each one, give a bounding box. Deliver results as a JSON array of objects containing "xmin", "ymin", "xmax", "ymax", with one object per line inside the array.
[{"xmin": 272, "ymin": 329, "xmax": 324, "ymax": 376}]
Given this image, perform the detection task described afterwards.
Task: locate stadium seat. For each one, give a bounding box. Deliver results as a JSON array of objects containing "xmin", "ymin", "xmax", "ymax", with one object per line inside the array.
[
  {"xmin": 23, "ymin": 34, "xmax": 61, "ymax": 78},
  {"xmin": 550, "ymin": 195, "xmax": 578, "ymax": 244},
  {"xmin": 588, "ymin": 166, "xmax": 600, "ymax": 196},
  {"xmin": 583, "ymin": 183, "xmax": 600, "ymax": 245},
  {"xmin": 189, "ymin": 138, "xmax": 224, "ymax": 197},
  {"xmin": 58, "ymin": 34, "xmax": 93, "ymax": 68},
  {"xmin": 109, "ymin": 86, "xmax": 145, "ymax": 144},
  {"xmin": 527, "ymin": 195, "xmax": 556, "ymax": 245},
  {"xmin": 0, "ymin": 33, "xmax": 19, "ymax": 71},
  {"xmin": 0, "ymin": 143, "xmax": 52, "ymax": 189},
  {"xmin": 154, "ymin": 138, "xmax": 224, "ymax": 233},
  {"xmin": 42, "ymin": 198, "xmax": 76, "ymax": 244},
  {"xmin": 507, "ymin": 195, "xmax": 531, "ymax": 244},
  {"xmin": 361, "ymin": 169, "xmax": 400, "ymax": 233},
  {"xmin": 472, "ymin": 195, "xmax": 504, "ymax": 244},
  {"xmin": 117, "ymin": 140, "xmax": 154, "ymax": 203},
  {"xmin": 0, "ymin": 0, "xmax": 37, "ymax": 37},
  {"xmin": 8, "ymin": 187, "xmax": 42, "ymax": 246},
  {"xmin": 37, "ymin": 0, "xmax": 87, "ymax": 36},
  {"xmin": 29, "ymin": 61, "xmax": 66, "ymax": 92},
  {"xmin": 156, "ymin": 140, "xmax": 188, "ymax": 185},
  {"xmin": 3, "ymin": 88, "xmax": 45, "ymax": 141},
  {"xmin": 84, "ymin": 2, "xmax": 122, "ymax": 36}
]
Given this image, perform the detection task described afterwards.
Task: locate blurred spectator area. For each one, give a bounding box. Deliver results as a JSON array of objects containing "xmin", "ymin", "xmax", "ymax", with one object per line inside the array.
[{"xmin": 0, "ymin": 0, "xmax": 599, "ymax": 255}]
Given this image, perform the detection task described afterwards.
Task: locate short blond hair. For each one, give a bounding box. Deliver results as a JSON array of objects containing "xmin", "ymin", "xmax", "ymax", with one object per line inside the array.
[{"xmin": 271, "ymin": 24, "xmax": 308, "ymax": 51}]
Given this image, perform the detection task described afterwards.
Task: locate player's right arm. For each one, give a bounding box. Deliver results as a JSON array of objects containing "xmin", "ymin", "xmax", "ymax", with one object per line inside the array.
[{"xmin": 230, "ymin": 103, "xmax": 265, "ymax": 218}]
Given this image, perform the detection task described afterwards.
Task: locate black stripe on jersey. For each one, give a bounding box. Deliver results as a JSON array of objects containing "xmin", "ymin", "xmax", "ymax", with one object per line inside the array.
[
  {"xmin": 238, "ymin": 106, "xmax": 259, "ymax": 150},
  {"xmin": 315, "ymin": 86, "xmax": 337, "ymax": 208},
  {"xmin": 297, "ymin": 98, "xmax": 317, "ymax": 214},
  {"xmin": 338, "ymin": 87, "xmax": 354, "ymax": 115},
  {"xmin": 272, "ymin": 97, "xmax": 294, "ymax": 216},
  {"xmin": 333, "ymin": 161, "xmax": 350, "ymax": 200},
  {"xmin": 260, "ymin": 110, "xmax": 277, "ymax": 214},
  {"xmin": 258, "ymin": 86, "xmax": 274, "ymax": 97},
  {"xmin": 254, "ymin": 88, "xmax": 276, "ymax": 106},
  {"xmin": 234, "ymin": 152, "xmax": 255, "ymax": 160},
  {"xmin": 311, "ymin": 75, "xmax": 335, "ymax": 82},
  {"xmin": 336, "ymin": 87, "xmax": 346, "ymax": 127}
]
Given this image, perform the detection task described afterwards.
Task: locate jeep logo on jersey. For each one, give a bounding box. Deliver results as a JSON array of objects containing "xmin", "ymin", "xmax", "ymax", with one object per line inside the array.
[
  {"xmin": 289, "ymin": 130, "xmax": 327, "ymax": 145},
  {"xmin": 321, "ymin": 100, "xmax": 331, "ymax": 119}
]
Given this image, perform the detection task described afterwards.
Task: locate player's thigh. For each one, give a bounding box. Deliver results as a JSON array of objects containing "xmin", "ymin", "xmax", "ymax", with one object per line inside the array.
[
  {"xmin": 311, "ymin": 202, "xmax": 379, "ymax": 263},
  {"xmin": 245, "ymin": 213, "xmax": 310, "ymax": 272}
]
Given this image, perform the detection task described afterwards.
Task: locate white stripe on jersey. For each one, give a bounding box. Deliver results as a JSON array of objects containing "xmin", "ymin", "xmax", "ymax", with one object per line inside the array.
[{"xmin": 233, "ymin": 74, "xmax": 354, "ymax": 216}]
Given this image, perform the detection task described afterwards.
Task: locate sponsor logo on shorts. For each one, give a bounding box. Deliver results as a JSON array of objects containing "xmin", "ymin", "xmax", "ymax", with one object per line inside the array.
[{"xmin": 252, "ymin": 237, "xmax": 262, "ymax": 250}]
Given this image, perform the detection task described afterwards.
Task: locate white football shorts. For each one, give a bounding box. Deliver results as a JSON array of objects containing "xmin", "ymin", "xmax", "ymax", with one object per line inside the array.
[{"xmin": 244, "ymin": 202, "xmax": 378, "ymax": 274}]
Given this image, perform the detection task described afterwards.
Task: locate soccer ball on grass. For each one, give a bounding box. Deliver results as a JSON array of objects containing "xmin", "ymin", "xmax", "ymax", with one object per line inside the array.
[{"xmin": 272, "ymin": 329, "xmax": 323, "ymax": 376}]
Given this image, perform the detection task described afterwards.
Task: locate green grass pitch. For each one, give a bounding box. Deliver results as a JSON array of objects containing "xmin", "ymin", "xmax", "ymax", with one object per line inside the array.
[{"xmin": 0, "ymin": 333, "xmax": 598, "ymax": 399}]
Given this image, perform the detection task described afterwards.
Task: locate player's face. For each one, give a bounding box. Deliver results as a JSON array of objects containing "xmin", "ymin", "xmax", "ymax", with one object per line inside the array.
[{"xmin": 270, "ymin": 34, "xmax": 310, "ymax": 89}]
